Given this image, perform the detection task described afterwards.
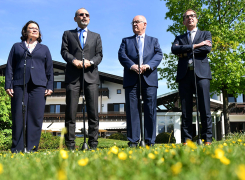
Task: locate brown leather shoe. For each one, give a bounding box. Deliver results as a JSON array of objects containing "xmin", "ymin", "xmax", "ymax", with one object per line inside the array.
[{"xmin": 205, "ymin": 142, "xmax": 212, "ymax": 145}]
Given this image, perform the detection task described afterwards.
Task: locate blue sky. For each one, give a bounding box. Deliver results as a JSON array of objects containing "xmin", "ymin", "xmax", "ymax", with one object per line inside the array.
[{"xmin": 0, "ymin": 0, "xmax": 176, "ymax": 95}]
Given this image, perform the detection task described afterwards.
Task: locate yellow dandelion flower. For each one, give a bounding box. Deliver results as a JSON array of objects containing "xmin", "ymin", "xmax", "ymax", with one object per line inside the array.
[
  {"xmin": 57, "ymin": 169, "xmax": 67, "ymax": 180},
  {"xmin": 220, "ymin": 156, "xmax": 230, "ymax": 165},
  {"xmin": 236, "ymin": 164, "xmax": 245, "ymax": 180},
  {"xmin": 232, "ymin": 141, "xmax": 236, "ymax": 144},
  {"xmin": 36, "ymin": 158, "xmax": 41, "ymax": 163},
  {"xmin": 218, "ymin": 144, "xmax": 223, "ymax": 149},
  {"xmin": 129, "ymin": 155, "xmax": 132, "ymax": 159},
  {"xmin": 0, "ymin": 163, "xmax": 3, "ymax": 174},
  {"xmin": 165, "ymin": 149, "xmax": 169, "ymax": 153},
  {"xmin": 214, "ymin": 148, "xmax": 224, "ymax": 159},
  {"xmin": 148, "ymin": 153, "xmax": 156, "ymax": 159},
  {"xmin": 223, "ymin": 143, "xmax": 227, "ymax": 146},
  {"xmin": 129, "ymin": 150, "xmax": 133, "ymax": 154},
  {"xmin": 171, "ymin": 162, "xmax": 182, "ymax": 175},
  {"xmin": 60, "ymin": 150, "xmax": 68, "ymax": 159},
  {"xmin": 161, "ymin": 157, "xmax": 165, "ymax": 162},
  {"xmin": 146, "ymin": 145, "xmax": 150, "ymax": 150},
  {"xmin": 154, "ymin": 151, "xmax": 159, "ymax": 155},
  {"xmin": 78, "ymin": 158, "xmax": 89, "ymax": 166},
  {"xmin": 20, "ymin": 152, "xmax": 24, "ymax": 156},
  {"xmin": 202, "ymin": 139, "xmax": 205, "ymax": 142},
  {"xmin": 110, "ymin": 146, "xmax": 119, "ymax": 154},
  {"xmin": 118, "ymin": 152, "xmax": 127, "ymax": 160},
  {"xmin": 186, "ymin": 139, "xmax": 197, "ymax": 149},
  {"xmin": 238, "ymin": 139, "xmax": 242, "ymax": 143},
  {"xmin": 11, "ymin": 155, "xmax": 14, "ymax": 158}
]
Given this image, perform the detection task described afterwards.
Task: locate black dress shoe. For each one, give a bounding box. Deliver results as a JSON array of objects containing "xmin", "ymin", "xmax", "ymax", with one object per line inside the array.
[
  {"xmin": 66, "ymin": 146, "xmax": 75, "ymax": 150},
  {"xmin": 128, "ymin": 142, "xmax": 138, "ymax": 148},
  {"xmin": 89, "ymin": 145, "xmax": 97, "ymax": 150}
]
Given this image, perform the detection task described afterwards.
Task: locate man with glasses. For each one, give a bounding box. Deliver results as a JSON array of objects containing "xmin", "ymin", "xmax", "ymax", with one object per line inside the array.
[
  {"xmin": 118, "ymin": 15, "xmax": 162, "ymax": 147},
  {"xmin": 61, "ymin": 8, "xmax": 103, "ymax": 150},
  {"xmin": 171, "ymin": 9, "xmax": 212, "ymax": 145}
]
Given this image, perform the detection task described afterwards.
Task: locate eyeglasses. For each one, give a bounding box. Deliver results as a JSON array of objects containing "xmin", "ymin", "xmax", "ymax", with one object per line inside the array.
[
  {"xmin": 78, "ymin": 13, "xmax": 90, "ymax": 17},
  {"xmin": 28, "ymin": 27, "xmax": 39, "ymax": 31},
  {"xmin": 185, "ymin": 14, "xmax": 196, "ymax": 19},
  {"xmin": 131, "ymin": 20, "xmax": 145, "ymax": 25}
]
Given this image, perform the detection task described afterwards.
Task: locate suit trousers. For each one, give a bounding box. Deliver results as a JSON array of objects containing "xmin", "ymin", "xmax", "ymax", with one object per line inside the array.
[
  {"xmin": 125, "ymin": 77, "xmax": 157, "ymax": 145},
  {"xmin": 11, "ymin": 79, "xmax": 46, "ymax": 153},
  {"xmin": 179, "ymin": 69, "xmax": 212, "ymax": 143},
  {"xmin": 65, "ymin": 80, "xmax": 99, "ymax": 147}
]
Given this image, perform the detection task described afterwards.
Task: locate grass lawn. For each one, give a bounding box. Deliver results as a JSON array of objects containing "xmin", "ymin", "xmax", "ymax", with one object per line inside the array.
[{"xmin": 0, "ymin": 136, "xmax": 245, "ymax": 180}]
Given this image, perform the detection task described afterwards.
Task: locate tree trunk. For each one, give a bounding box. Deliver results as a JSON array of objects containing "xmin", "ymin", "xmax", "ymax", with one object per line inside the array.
[{"xmin": 222, "ymin": 89, "xmax": 231, "ymax": 135}]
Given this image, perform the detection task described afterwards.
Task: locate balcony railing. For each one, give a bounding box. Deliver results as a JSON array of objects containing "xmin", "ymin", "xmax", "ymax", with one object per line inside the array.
[
  {"xmin": 50, "ymin": 88, "xmax": 109, "ymax": 97},
  {"xmin": 229, "ymin": 103, "xmax": 245, "ymax": 114}
]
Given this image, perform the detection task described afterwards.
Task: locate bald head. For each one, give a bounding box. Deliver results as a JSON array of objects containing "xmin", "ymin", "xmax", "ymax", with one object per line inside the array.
[{"xmin": 132, "ymin": 15, "xmax": 147, "ymax": 35}]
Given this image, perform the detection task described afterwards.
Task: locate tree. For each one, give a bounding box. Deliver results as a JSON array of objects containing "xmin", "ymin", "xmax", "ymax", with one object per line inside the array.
[
  {"xmin": 159, "ymin": 0, "xmax": 245, "ymax": 135},
  {"xmin": 0, "ymin": 76, "xmax": 12, "ymax": 135}
]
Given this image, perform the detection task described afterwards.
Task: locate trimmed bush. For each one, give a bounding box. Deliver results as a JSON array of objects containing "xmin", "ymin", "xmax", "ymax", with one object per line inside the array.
[
  {"xmin": 155, "ymin": 132, "xmax": 176, "ymax": 144},
  {"xmin": 39, "ymin": 132, "xmax": 60, "ymax": 149},
  {"xmin": 108, "ymin": 133, "xmax": 127, "ymax": 141}
]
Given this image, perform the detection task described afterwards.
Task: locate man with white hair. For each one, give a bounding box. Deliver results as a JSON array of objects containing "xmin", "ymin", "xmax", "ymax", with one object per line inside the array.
[{"xmin": 118, "ymin": 15, "xmax": 162, "ymax": 147}]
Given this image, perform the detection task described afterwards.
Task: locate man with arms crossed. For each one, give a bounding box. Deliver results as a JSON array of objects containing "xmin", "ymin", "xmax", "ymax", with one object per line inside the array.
[
  {"xmin": 171, "ymin": 9, "xmax": 212, "ymax": 145},
  {"xmin": 118, "ymin": 15, "xmax": 162, "ymax": 147},
  {"xmin": 61, "ymin": 8, "xmax": 103, "ymax": 150}
]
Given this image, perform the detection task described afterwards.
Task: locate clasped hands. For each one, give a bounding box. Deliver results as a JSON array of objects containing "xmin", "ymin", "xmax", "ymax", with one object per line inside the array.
[
  {"xmin": 73, "ymin": 59, "xmax": 91, "ymax": 69},
  {"xmin": 131, "ymin": 64, "xmax": 150, "ymax": 74}
]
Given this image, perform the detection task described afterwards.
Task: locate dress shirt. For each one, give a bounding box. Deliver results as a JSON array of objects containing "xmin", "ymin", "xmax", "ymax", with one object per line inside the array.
[
  {"xmin": 187, "ymin": 27, "xmax": 197, "ymax": 65},
  {"xmin": 77, "ymin": 27, "xmax": 88, "ymax": 45}
]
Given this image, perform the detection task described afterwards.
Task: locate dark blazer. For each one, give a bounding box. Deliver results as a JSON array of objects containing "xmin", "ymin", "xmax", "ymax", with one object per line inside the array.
[
  {"xmin": 171, "ymin": 30, "xmax": 212, "ymax": 82},
  {"xmin": 5, "ymin": 42, "xmax": 54, "ymax": 90},
  {"xmin": 61, "ymin": 29, "xmax": 103, "ymax": 85},
  {"xmin": 118, "ymin": 35, "xmax": 163, "ymax": 88}
]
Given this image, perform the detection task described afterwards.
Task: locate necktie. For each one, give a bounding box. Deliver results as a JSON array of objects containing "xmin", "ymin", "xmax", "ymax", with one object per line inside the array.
[
  {"xmin": 188, "ymin": 31, "xmax": 192, "ymax": 44},
  {"xmin": 79, "ymin": 29, "xmax": 85, "ymax": 48},
  {"xmin": 138, "ymin": 35, "xmax": 143, "ymax": 65}
]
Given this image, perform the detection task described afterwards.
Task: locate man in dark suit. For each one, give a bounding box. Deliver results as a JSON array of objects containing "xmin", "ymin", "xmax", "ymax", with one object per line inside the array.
[
  {"xmin": 61, "ymin": 8, "xmax": 103, "ymax": 150},
  {"xmin": 118, "ymin": 15, "xmax": 162, "ymax": 147},
  {"xmin": 171, "ymin": 9, "xmax": 212, "ymax": 145}
]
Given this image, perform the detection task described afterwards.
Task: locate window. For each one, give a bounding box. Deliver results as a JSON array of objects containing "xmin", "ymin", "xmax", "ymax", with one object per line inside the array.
[
  {"xmin": 50, "ymin": 105, "xmax": 60, "ymax": 113},
  {"xmin": 108, "ymin": 103, "xmax": 125, "ymax": 112},
  {"xmin": 117, "ymin": 89, "xmax": 121, "ymax": 94},
  {"xmin": 54, "ymin": 82, "xmax": 61, "ymax": 89}
]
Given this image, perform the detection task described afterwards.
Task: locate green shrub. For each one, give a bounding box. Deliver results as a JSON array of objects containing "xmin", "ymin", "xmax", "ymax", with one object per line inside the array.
[
  {"xmin": 155, "ymin": 132, "xmax": 176, "ymax": 144},
  {"xmin": 108, "ymin": 133, "xmax": 127, "ymax": 141},
  {"xmin": 0, "ymin": 130, "xmax": 12, "ymax": 150},
  {"xmin": 39, "ymin": 132, "xmax": 60, "ymax": 149}
]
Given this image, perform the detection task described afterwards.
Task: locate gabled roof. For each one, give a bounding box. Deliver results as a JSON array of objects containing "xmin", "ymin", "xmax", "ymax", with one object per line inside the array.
[{"xmin": 0, "ymin": 60, "xmax": 123, "ymax": 84}]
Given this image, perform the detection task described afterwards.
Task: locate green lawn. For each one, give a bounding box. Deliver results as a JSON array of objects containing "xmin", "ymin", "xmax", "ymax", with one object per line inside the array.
[{"xmin": 0, "ymin": 136, "xmax": 245, "ymax": 180}]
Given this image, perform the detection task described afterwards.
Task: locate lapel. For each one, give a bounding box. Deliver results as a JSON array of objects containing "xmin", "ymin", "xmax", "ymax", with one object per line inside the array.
[
  {"xmin": 72, "ymin": 29, "xmax": 83, "ymax": 49},
  {"xmin": 193, "ymin": 29, "xmax": 201, "ymax": 44},
  {"xmin": 84, "ymin": 30, "xmax": 92, "ymax": 49},
  {"xmin": 132, "ymin": 34, "xmax": 138, "ymax": 52},
  {"xmin": 143, "ymin": 34, "xmax": 151, "ymax": 58},
  {"xmin": 183, "ymin": 32, "xmax": 189, "ymax": 45},
  {"xmin": 31, "ymin": 42, "xmax": 42, "ymax": 54},
  {"xmin": 20, "ymin": 41, "xmax": 32, "ymax": 56}
]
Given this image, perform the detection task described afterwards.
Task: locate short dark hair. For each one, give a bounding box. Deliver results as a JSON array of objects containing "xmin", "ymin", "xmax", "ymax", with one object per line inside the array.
[
  {"xmin": 20, "ymin": 20, "xmax": 42, "ymax": 43},
  {"xmin": 183, "ymin": 9, "xmax": 197, "ymax": 21}
]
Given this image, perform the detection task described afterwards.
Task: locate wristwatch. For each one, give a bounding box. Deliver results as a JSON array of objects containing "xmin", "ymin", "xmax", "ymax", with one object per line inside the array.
[{"xmin": 90, "ymin": 61, "xmax": 94, "ymax": 65}]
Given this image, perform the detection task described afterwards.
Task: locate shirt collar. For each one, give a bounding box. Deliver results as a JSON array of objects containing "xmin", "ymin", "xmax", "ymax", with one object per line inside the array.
[
  {"xmin": 187, "ymin": 27, "xmax": 197, "ymax": 33},
  {"xmin": 77, "ymin": 27, "xmax": 88, "ymax": 32},
  {"xmin": 136, "ymin": 33, "xmax": 145, "ymax": 38}
]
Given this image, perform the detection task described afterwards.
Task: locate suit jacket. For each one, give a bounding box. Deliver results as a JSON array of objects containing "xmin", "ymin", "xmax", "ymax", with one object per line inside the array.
[
  {"xmin": 5, "ymin": 42, "xmax": 54, "ymax": 90},
  {"xmin": 118, "ymin": 34, "xmax": 163, "ymax": 88},
  {"xmin": 171, "ymin": 30, "xmax": 212, "ymax": 82},
  {"xmin": 61, "ymin": 29, "xmax": 103, "ymax": 85}
]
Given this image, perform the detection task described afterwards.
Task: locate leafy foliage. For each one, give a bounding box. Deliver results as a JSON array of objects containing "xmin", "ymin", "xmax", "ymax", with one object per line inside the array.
[
  {"xmin": 39, "ymin": 132, "xmax": 60, "ymax": 149},
  {"xmin": 155, "ymin": 132, "xmax": 176, "ymax": 143},
  {"xmin": 0, "ymin": 76, "xmax": 12, "ymax": 134},
  {"xmin": 0, "ymin": 131, "xmax": 12, "ymax": 150},
  {"xmin": 159, "ymin": 0, "xmax": 245, "ymax": 134},
  {"xmin": 108, "ymin": 133, "xmax": 127, "ymax": 141}
]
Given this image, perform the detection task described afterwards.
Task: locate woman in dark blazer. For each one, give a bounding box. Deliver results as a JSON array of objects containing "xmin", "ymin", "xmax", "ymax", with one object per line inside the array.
[{"xmin": 5, "ymin": 20, "xmax": 54, "ymax": 153}]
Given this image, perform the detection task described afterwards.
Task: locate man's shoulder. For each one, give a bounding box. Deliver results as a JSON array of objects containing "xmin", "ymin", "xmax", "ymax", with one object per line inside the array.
[
  {"xmin": 87, "ymin": 30, "xmax": 101, "ymax": 36},
  {"xmin": 63, "ymin": 29, "xmax": 77, "ymax": 34}
]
